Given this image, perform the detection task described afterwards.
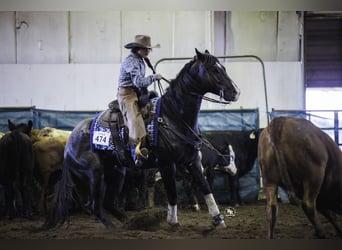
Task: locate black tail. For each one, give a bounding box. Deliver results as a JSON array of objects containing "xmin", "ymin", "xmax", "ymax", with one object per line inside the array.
[{"xmin": 44, "ymin": 162, "xmax": 75, "ymax": 228}]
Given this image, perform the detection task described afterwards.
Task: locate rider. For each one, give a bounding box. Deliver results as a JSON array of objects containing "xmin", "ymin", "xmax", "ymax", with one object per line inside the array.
[{"xmin": 117, "ymin": 34, "xmax": 162, "ymax": 166}]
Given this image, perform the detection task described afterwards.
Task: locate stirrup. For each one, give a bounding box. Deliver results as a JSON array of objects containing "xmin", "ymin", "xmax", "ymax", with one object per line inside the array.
[
  {"xmin": 135, "ymin": 141, "xmax": 149, "ymax": 160},
  {"xmin": 135, "ymin": 158, "xmax": 144, "ymax": 167}
]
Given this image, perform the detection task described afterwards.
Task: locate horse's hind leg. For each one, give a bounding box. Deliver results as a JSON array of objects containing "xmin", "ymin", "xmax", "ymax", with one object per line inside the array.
[
  {"xmin": 90, "ymin": 169, "xmax": 114, "ymax": 229},
  {"xmin": 263, "ymin": 182, "xmax": 278, "ymax": 239},
  {"xmin": 20, "ymin": 185, "xmax": 34, "ymax": 218},
  {"xmin": 20, "ymin": 174, "xmax": 34, "ymax": 219},
  {"xmin": 103, "ymin": 163, "xmax": 127, "ymax": 222},
  {"xmin": 301, "ymin": 181, "xmax": 325, "ymax": 238},
  {"xmin": 182, "ymin": 176, "xmax": 200, "ymax": 211},
  {"xmin": 320, "ymin": 209, "xmax": 342, "ymax": 238}
]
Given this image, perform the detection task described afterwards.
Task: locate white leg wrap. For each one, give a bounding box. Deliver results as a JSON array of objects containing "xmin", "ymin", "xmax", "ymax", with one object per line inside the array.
[
  {"xmin": 167, "ymin": 204, "xmax": 178, "ymax": 225},
  {"xmin": 204, "ymin": 193, "xmax": 220, "ymax": 217},
  {"xmin": 204, "ymin": 194, "xmax": 226, "ymax": 228}
]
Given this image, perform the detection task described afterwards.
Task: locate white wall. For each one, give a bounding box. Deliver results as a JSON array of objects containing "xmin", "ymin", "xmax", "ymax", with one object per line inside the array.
[
  {"xmin": 0, "ymin": 64, "xmax": 118, "ymax": 111},
  {"xmin": 16, "ymin": 12, "xmax": 69, "ymax": 63},
  {"xmin": 0, "ymin": 12, "xmax": 16, "ymax": 63},
  {"xmin": 0, "ymin": 11, "xmax": 303, "ymax": 128},
  {"xmin": 225, "ymin": 11, "xmax": 300, "ymax": 61},
  {"xmin": 0, "ymin": 61, "xmax": 302, "ymax": 127},
  {"xmin": 229, "ymin": 12, "xmax": 278, "ymax": 61},
  {"xmin": 69, "ymin": 11, "xmax": 121, "ymax": 63}
]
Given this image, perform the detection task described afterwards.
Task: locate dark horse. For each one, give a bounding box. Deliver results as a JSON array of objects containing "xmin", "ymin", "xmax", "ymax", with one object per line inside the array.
[
  {"xmin": 0, "ymin": 120, "xmax": 34, "ymax": 219},
  {"xmin": 45, "ymin": 49, "xmax": 240, "ymax": 229}
]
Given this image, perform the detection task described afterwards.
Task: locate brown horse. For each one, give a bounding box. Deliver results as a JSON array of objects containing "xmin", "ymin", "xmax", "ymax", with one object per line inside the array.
[{"xmin": 258, "ymin": 117, "xmax": 342, "ymax": 238}]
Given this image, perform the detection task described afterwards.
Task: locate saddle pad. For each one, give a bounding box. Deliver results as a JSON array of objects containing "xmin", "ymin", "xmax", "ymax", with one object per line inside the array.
[{"xmin": 90, "ymin": 111, "xmax": 116, "ymax": 151}]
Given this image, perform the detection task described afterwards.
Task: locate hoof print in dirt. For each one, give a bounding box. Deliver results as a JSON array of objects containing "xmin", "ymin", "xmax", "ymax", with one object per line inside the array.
[
  {"xmin": 124, "ymin": 208, "xmax": 165, "ymax": 231},
  {"xmin": 202, "ymin": 226, "xmax": 218, "ymax": 237}
]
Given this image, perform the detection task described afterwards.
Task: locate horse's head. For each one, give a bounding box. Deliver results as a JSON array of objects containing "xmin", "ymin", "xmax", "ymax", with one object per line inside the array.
[
  {"xmin": 189, "ymin": 49, "xmax": 240, "ymax": 102},
  {"xmin": 8, "ymin": 119, "xmax": 33, "ymax": 136}
]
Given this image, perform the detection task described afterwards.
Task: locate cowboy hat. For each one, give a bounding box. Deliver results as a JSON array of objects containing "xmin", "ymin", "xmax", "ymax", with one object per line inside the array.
[{"xmin": 124, "ymin": 35, "xmax": 160, "ymax": 49}]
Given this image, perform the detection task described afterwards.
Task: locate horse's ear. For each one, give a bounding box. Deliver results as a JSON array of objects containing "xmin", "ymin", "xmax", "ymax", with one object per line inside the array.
[
  {"xmin": 28, "ymin": 120, "xmax": 33, "ymax": 130},
  {"xmin": 204, "ymin": 49, "xmax": 210, "ymax": 54},
  {"xmin": 8, "ymin": 119, "xmax": 15, "ymax": 131},
  {"xmin": 195, "ymin": 48, "xmax": 205, "ymax": 62}
]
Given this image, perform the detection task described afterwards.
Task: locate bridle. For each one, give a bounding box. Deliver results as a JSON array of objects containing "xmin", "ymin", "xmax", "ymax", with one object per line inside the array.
[
  {"xmin": 158, "ymin": 76, "xmax": 233, "ymax": 105},
  {"xmin": 158, "ymin": 56, "xmax": 238, "ymax": 105},
  {"xmin": 146, "ymin": 56, "xmax": 235, "ymax": 104}
]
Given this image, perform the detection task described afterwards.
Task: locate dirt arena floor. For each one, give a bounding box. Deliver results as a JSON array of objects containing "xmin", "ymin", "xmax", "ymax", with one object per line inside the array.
[{"xmin": 0, "ymin": 200, "xmax": 341, "ymax": 239}]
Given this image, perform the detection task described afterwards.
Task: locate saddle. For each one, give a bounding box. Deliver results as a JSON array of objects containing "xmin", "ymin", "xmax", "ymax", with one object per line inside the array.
[
  {"xmin": 92, "ymin": 91, "xmax": 159, "ymax": 165},
  {"xmin": 90, "ymin": 101, "xmax": 127, "ymax": 164},
  {"xmin": 99, "ymin": 100, "xmax": 123, "ymax": 129}
]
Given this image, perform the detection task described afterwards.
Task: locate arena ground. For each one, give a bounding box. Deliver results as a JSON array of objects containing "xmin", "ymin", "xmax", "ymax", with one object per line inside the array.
[{"xmin": 0, "ymin": 200, "xmax": 341, "ymax": 239}]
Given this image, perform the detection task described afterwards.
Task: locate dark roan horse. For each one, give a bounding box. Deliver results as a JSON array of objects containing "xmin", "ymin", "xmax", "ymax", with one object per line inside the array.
[
  {"xmin": 0, "ymin": 120, "xmax": 34, "ymax": 219},
  {"xmin": 45, "ymin": 49, "xmax": 240, "ymax": 229}
]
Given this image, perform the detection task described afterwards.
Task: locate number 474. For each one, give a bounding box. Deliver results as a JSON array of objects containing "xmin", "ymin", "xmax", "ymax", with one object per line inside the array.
[{"xmin": 95, "ymin": 135, "xmax": 106, "ymax": 143}]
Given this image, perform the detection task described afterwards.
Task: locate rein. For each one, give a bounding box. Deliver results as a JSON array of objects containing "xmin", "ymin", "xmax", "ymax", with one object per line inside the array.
[
  {"xmin": 147, "ymin": 57, "xmax": 232, "ymax": 165},
  {"xmin": 156, "ymin": 110, "xmax": 231, "ymax": 166},
  {"xmin": 145, "ymin": 57, "xmax": 165, "ymax": 95},
  {"xmin": 156, "ymin": 78, "xmax": 231, "ymax": 166}
]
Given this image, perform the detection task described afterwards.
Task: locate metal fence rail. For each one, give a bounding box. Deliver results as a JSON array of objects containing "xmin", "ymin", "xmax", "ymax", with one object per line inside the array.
[
  {"xmin": 154, "ymin": 54, "xmax": 269, "ymax": 124},
  {"xmin": 270, "ymin": 109, "xmax": 342, "ymax": 147}
]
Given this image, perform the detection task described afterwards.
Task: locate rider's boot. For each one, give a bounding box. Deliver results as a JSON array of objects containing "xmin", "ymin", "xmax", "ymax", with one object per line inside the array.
[
  {"xmin": 135, "ymin": 137, "xmax": 149, "ymax": 159},
  {"xmin": 134, "ymin": 137, "xmax": 149, "ymax": 166},
  {"xmin": 131, "ymin": 142, "xmax": 148, "ymax": 167}
]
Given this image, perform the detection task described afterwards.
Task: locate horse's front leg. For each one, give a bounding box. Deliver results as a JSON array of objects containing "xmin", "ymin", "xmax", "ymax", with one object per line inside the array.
[
  {"xmin": 187, "ymin": 153, "xmax": 226, "ymax": 228},
  {"xmin": 158, "ymin": 162, "xmax": 179, "ymax": 226}
]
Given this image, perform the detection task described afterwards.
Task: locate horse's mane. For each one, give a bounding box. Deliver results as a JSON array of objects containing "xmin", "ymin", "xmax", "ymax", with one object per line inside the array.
[
  {"xmin": 167, "ymin": 53, "xmax": 217, "ymax": 92},
  {"xmin": 161, "ymin": 57, "xmax": 204, "ymax": 113},
  {"xmin": 168, "ymin": 60, "xmax": 194, "ymax": 88}
]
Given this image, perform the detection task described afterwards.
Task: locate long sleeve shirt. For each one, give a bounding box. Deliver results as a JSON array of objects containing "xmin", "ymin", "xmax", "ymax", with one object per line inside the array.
[{"xmin": 118, "ymin": 52, "xmax": 159, "ymax": 88}]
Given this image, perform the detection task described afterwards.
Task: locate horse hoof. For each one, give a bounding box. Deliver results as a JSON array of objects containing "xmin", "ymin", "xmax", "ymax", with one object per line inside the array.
[
  {"xmin": 168, "ymin": 222, "xmax": 181, "ymax": 231},
  {"xmin": 216, "ymin": 220, "xmax": 226, "ymax": 228}
]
